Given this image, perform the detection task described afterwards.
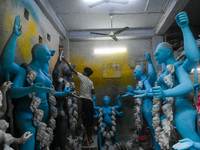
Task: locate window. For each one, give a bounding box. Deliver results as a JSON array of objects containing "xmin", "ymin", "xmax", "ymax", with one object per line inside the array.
[
  {"xmin": 47, "ymin": 33, "xmax": 51, "ymax": 42},
  {"xmin": 24, "ymin": 8, "xmax": 29, "ymax": 20},
  {"xmin": 39, "ymin": 36, "xmax": 43, "ymax": 43}
]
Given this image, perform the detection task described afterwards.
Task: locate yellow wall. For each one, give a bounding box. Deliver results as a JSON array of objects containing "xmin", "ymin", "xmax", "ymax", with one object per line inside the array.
[
  {"xmin": 69, "ymin": 39, "xmax": 153, "ymax": 105},
  {"xmin": 70, "ymin": 50, "xmax": 133, "ymax": 90}
]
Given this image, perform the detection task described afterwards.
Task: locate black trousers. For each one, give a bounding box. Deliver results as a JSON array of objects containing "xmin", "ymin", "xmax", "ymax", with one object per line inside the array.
[{"xmin": 81, "ymin": 98, "xmax": 94, "ymax": 127}]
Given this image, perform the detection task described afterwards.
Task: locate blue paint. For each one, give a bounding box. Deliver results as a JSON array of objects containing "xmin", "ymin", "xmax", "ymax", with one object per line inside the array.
[
  {"xmin": 0, "ymin": 16, "xmax": 22, "ymax": 81},
  {"xmin": 1, "ymin": 16, "xmax": 70, "ymax": 150},
  {"xmin": 125, "ymin": 52, "xmax": 161, "ymax": 150},
  {"xmin": 138, "ymin": 12, "xmax": 200, "ymax": 150},
  {"xmin": 93, "ymin": 95, "xmax": 122, "ymax": 149}
]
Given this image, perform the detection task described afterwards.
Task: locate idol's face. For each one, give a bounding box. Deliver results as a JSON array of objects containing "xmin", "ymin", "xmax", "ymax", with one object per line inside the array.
[
  {"xmin": 154, "ymin": 44, "xmax": 169, "ymax": 64},
  {"xmin": 36, "ymin": 45, "xmax": 51, "ymax": 64},
  {"xmin": 134, "ymin": 66, "xmax": 142, "ymax": 79},
  {"xmin": 103, "ymin": 96, "xmax": 110, "ymax": 106}
]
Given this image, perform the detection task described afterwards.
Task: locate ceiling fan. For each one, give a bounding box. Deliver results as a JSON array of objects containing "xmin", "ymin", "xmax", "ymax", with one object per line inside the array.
[
  {"xmin": 88, "ymin": 0, "xmax": 129, "ymax": 8},
  {"xmin": 90, "ymin": 15, "xmax": 129, "ymax": 42}
]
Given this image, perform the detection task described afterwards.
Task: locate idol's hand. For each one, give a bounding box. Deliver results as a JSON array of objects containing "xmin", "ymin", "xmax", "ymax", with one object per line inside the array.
[
  {"xmin": 175, "ymin": 12, "xmax": 189, "ymax": 28},
  {"xmin": 126, "ymin": 85, "xmax": 134, "ymax": 93},
  {"xmin": 13, "ymin": 16, "xmax": 22, "ymax": 36},
  {"xmin": 94, "ymin": 110, "xmax": 99, "ymax": 118},
  {"xmin": 31, "ymin": 83, "xmax": 52, "ymax": 93},
  {"xmin": 117, "ymin": 111, "xmax": 123, "ymax": 116},
  {"xmin": 134, "ymin": 91, "xmax": 147, "ymax": 98},
  {"xmin": 121, "ymin": 92, "xmax": 135, "ymax": 97},
  {"xmin": 117, "ymin": 94, "xmax": 121, "ymax": 99},
  {"xmin": 152, "ymin": 86, "xmax": 165, "ymax": 98},
  {"xmin": 63, "ymin": 87, "xmax": 72, "ymax": 95},
  {"xmin": 172, "ymin": 138, "xmax": 194, "ymax": 150},
  {"xmin": 144, "ymin": 52, "xmax": 151, "ymax": 62}
]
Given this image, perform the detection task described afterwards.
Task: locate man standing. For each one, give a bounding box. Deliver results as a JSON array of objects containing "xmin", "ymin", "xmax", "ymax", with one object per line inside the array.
[{"xmin": 62, "ymin": 57, "xmax": 95, "ymax": 144}]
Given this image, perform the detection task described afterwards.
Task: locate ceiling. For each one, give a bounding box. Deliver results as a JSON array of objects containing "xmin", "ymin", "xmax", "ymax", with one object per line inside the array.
[
  {"xmin": 49, "ymin": 0, "xmax": 170, "ymax": 31},
  {"xmin": 168, "ymin": 0, "xmax": 200, "ymax": 31},
  {"xmin": 45, "ymin": 0, "xmax": 200, "ymax": 40}
]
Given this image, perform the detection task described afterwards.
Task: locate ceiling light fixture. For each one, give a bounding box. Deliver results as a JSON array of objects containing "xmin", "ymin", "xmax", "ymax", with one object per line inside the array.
[
  {"xmin": 94, "ymin": 48, "xmax": 127, "ymax": 54},
  {"xmin": 84, "ymin": 0, "xmax": 101, "ymax": 3},
  {"xmin": 87, "ymin": 0, "xmax": 129, "ymax": 8}
]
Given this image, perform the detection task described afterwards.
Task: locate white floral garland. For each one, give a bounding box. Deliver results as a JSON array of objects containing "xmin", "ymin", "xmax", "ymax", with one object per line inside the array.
[
  {"xmin": 133, "ymin": 98, "xmax": 142, "ymax": 131},
  {"xmin": 152, "ymin": 64, "xmax": 175, "ymax": 150},
  {"xmin": 25, "ymin": 67, "xmax": 57, "ymax": 149},
  {"xmin": 63, "ymin": 79, "xmax": 78, "ymax": 131},
  {"xmin": 98, "ymin": 107, "xmax": 117, "ymax": 139}
]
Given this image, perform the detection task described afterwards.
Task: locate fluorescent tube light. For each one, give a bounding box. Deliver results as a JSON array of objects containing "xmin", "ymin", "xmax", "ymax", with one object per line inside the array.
[
  {"xmin": 84, "ymin": 0, "xmax": 101, "ymax": 2},
  {"xmin": 94, "ymin": 48, "xmax": 127, "ymax": 54}
]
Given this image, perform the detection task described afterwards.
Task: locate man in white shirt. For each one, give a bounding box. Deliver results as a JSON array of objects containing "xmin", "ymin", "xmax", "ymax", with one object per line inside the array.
[{"xmin": 62, "ymin": 58, "xmax": 95, "ymax": 144}]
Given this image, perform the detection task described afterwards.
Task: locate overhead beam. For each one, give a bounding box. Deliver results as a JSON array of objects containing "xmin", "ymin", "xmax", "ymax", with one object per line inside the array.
[
  {"xmin": 155, "ymin": 0, "xmax": 190, "ymax": 35},
  {"xmin": 35, "ymin": 0, "xmax": 68, "ymax": 38}
]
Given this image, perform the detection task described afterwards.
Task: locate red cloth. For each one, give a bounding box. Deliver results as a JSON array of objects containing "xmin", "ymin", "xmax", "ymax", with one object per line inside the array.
[
  {"xmin": 197, "ymin": 94, "xmax": 200, "ymax": 125},
  {"xmin": 139, "ymin": 135, "xmax": 148, "ymax": 141},
  {"xmin": 197, "ymin": 95, "xmax": 200, "ymax": 114}
]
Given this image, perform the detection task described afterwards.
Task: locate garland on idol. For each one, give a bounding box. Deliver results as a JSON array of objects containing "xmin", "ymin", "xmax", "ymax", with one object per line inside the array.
[
  {"xmin": 62, "ymin": 78, "xmax": 78, "ymax": 130},
  {"xmin": 23, "ymin": 64, "xmax": 57, "ymax": 149},
  {"xmin": 98, "ymin": 107, "xmax": 117, "ymax": 139},
  {"xmin": 152, "ymin": 64, "xmax": 175, "ymax": 150}
]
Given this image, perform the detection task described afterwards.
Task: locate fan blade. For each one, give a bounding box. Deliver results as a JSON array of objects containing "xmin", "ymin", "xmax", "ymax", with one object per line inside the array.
[
  {"xmin": 114, "ymin": 27, "xmax": 129, "ymax": 35},
  {"xmin": 90, "ymin": 32, "xmax": 109, "ymax": 36},
  {"xmin": 110, "ymin": 35, "xmax": 118, "ymax": 41},
  {"xmin": 88, "ymin": 0, "xmax": 105, "ymax": 8},
  {"xmin": 110, "ymin": 0, "xmax": 129, "ymax": 4}
]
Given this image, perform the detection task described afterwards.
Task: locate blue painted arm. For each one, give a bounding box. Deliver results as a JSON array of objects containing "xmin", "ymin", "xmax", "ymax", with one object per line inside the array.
[
  {"xmin": 94, "ymin": 110, "xmax": 99, "ymax": 118},
  {"xmin": 152, "ymin": 67, "xmax": 194, "ymax": 98},
  {"xmin": 126, "ymin": 85, "xmax": 134, "ymax": 93},
  {"xmin": 175, "ymin": 12, "xmax": 199, "ymax": 72},
  {"xmin": 134, "ymin": 90, "xmax": 148, "ymax": 94},
  {"xmin": 193, "ymin": 141, "xmax": 200, "ymax": 149},
  {"xmin": 115, "ymin": 110, "xmax": 123, "ymax": 116},
  {"xmin": 126, "ymin": 80, "xmax": 154, "ymax": 98},
  {"xmin": 144, "ymin": 53, "xmax": 156, "ymax": 85},
  {"xmin": 113, "ymin": 95, "xmax": 122, "ymax": 109},
  {"xmin": 134, "ymin": 91, "xmax": 154, "ymax": 98},
  {"xmin": 143, "ymin": 79, "xmax": 152, "ymax": 91},
  {"xmin": 173, "ymin": 138, "xmax": 200, "ymax": 150},
  {"xmin": 54, "ymin": 87, "xmax": 72, "ymax": 97},
  {"xmin": 125, "ymin": 85, "xmax": 144, "ymax": 95},
  {"xmin": 122, "ymin": 90, "xmax": 148, "ymax": 98},
  {"xmin": 134, "ymin": 79, "xmax": 154, "ymax": 97},
  {"xmin": 0, "ymin": 16, "xmax": 22, "ymax": 75},
  {"xmin": 9, "ymin": 68, "xmax": 52, "ymax": 98},
  {"xmin": 145, "ymin": 92, "xmax": 154, "ymax": 97}
]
